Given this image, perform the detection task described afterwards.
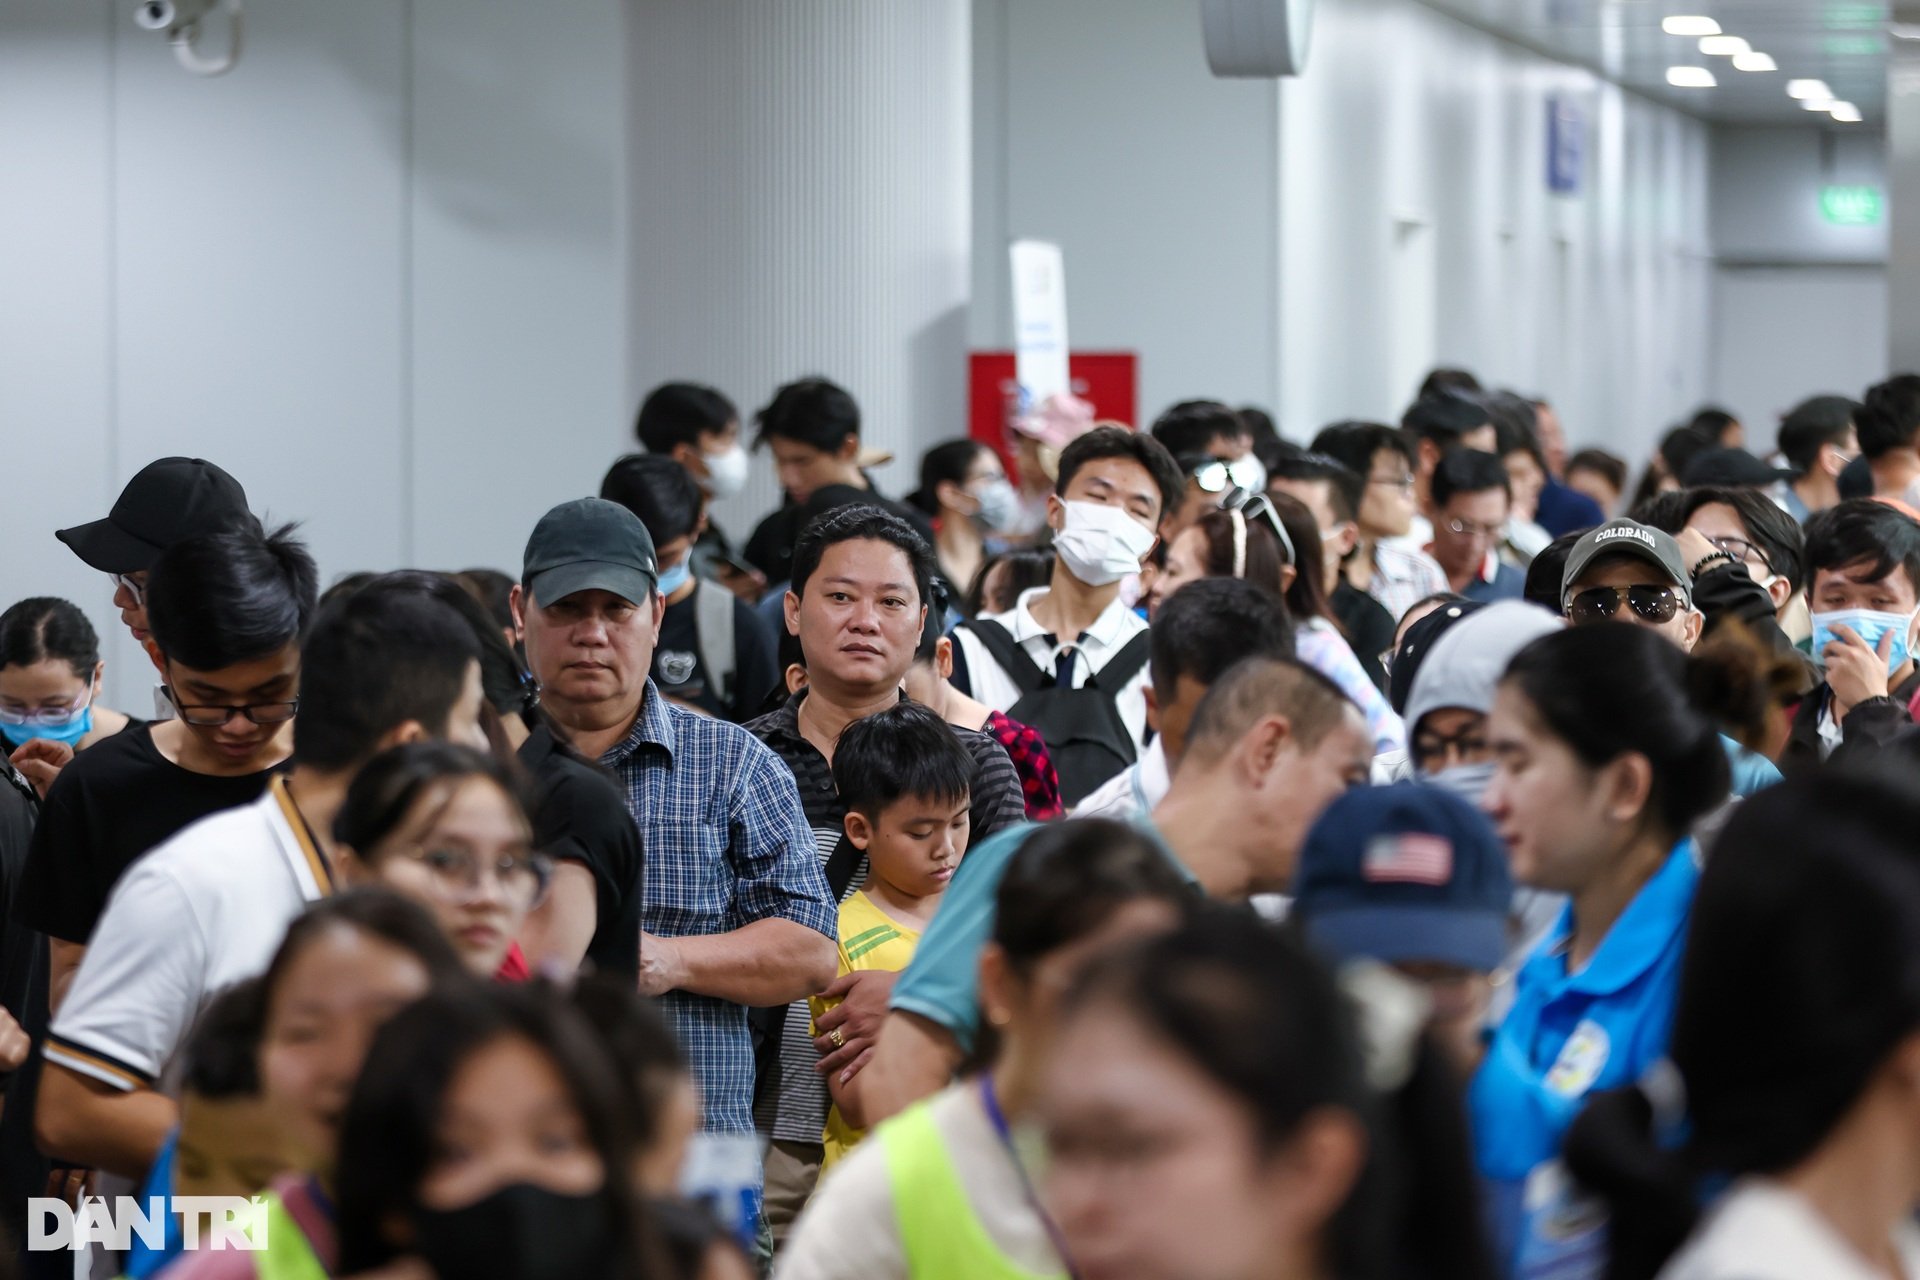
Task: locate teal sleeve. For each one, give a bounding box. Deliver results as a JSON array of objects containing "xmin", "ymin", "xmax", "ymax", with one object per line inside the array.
[{"xmin": 887, "ymin": 823, "xmax": 1035, "ymax": 1057}]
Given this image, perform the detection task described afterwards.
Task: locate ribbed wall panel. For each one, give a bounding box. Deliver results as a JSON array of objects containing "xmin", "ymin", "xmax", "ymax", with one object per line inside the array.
[{"xmin": 627, "ymin": 1, "xmax": 972, "ymax": 536}]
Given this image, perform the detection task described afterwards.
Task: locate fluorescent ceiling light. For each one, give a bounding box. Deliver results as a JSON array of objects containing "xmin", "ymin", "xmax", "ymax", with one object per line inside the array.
[
  {"xmin": 1699, "ymin": 35, "xmax": 1750, "ymax": 56},
  {"xmin": 1788, "ymin": 79, "xmax": 1835, "ymax": 100},
  {"xmin": 1667, "ymin": 66, "xmax": 1716, "ymax": 87},
  {"xmin": 1662, "ymin": 16, "xmax": 1721, "ymax": 36},
  {"xmin": 1802, "ymin": 98, "xmax": 1837, "ymax": 111},
  {"xmin": 1830, "ymin": 102, "xmax": 1863, "ymax": 122},
  {"xmin": 1731, "ymin": 52, "xmax": 1777, "ymax": 72}
]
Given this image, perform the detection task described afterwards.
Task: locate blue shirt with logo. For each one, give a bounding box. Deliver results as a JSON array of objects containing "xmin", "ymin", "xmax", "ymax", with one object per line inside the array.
[{"xmin": 1470, "ymin": 840, "xmax": 1699, "ymax": 1278}]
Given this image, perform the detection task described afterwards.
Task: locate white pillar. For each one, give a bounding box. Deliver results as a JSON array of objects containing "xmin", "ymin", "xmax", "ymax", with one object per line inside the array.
[
  {"xmin": 1892, "ymin": 8, "xmax": 1920, "ymax": 371},
  {"xmin": 626, "ymin": 0, "xmax": 973, "ymax": 534}
]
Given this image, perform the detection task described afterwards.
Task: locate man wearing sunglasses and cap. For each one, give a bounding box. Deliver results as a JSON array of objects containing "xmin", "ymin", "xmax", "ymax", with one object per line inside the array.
[{"xmin": 1559, "ymin": 518, "xmax": 1783, "ymax": 796}]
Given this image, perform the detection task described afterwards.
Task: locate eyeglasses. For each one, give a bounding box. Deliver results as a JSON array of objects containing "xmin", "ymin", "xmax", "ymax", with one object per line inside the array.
[
  {"xmin": 0, "ymin": 687, "xmax": 94, "ymax": 729},
  {"xmin": 164, "ymin": 688, "xmax": 300, "ymax": 727},
  {"xmin": 1368, "ymin": 472, "xmax": 1416, "ymax": 493},
  {"xmin": 110, "ymin": 573, "xmax": 146, "ymax": 606},
  {"xmin": 399, "ymin": 846, "xmax": 553, "ymax": 908},
  {"xmin": 1412, "ymin": 725, "xmax": 1489, "ymax": 773},
  {"xmin": 1706, "ymin": 535, "xmax": 1773, "ymax": 573},
  {"xmin": 1442, "ymin": 517, "xmax": 1504, "ymax": 539},
  {"xmin": 1564, "ymin": 584, "xmax": 1687, "ymax": 627},
  {"xmin": 1218, "ymin": 487, "xmax": 1296, "ymax": 566}
]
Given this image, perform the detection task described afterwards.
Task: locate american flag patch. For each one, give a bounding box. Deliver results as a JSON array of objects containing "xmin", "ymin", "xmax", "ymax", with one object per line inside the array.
[{"xmin": 1362, "ymin": 833, "xmax": 1453, "ymax": 885}]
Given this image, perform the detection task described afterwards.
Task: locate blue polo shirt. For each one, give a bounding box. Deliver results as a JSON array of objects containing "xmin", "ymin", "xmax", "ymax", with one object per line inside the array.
[
  {"xmin": 890, "ymin": 820, "xmax": 1198, "ymax": 1056},
  {"xmin": 1469, "ymin": 839, "xmax": 1699, "ymax": 1279}
]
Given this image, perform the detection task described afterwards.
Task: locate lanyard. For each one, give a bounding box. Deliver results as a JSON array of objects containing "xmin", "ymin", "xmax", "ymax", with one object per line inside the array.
[{"xmin": 977, "ymin": 1075, "xmax": 1081, "ymax": 1280}]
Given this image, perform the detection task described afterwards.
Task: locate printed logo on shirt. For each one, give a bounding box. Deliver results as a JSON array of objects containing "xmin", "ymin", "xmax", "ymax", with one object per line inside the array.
[
  {"xmin": 1543, "ymin": 1019, "xmax": 1612, "ymax": 1098},
  {"xmin": 658, "ymin": 650, "xmax": 699, "ymax": 687}
]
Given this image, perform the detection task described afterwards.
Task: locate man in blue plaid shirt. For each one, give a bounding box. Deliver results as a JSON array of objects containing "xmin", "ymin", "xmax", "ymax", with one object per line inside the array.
[{"xmin": 512, "ymin": 498, "xmax": 836, "ymax": 1153}]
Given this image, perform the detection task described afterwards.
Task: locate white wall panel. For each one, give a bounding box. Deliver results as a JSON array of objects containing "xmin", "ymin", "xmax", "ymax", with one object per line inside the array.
[{"xmin": 627, "ymin": 1, "xmax": 972, "ymax": 542}]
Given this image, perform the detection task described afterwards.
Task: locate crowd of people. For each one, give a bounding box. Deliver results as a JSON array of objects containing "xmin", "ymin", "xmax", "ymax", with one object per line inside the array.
[{"xmin": 3, "ymin": 366, "xmax": 1920, "ymax": 1280}]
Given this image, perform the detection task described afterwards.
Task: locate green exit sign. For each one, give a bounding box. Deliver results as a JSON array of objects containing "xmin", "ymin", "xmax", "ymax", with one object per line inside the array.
[{"xmin": 1821, "ymin": 185, "xmax": 1883, "ymax": 226}]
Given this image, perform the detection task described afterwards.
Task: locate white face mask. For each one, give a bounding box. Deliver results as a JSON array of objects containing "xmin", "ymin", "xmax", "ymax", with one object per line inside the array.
[
  {"xmin": 700, "ymin": 444, "xmax": 750, "ymax": 499},
  {"xmin": 970, "ymin": 478, "xmax": 1020, "ymax": 532},
  {"xmin": 1053, "ymin": 500, "xmax": 1158, "ymax": 587}
]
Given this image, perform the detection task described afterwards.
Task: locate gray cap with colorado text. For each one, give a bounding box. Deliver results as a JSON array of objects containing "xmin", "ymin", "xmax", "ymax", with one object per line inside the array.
[
  {"xmin": 522, "ymin": 498, "xmax": 658, "ymax": 606},
  {"xmin": 1560, "ymin": 518, "xmax": 1691, "ymax": 604}
]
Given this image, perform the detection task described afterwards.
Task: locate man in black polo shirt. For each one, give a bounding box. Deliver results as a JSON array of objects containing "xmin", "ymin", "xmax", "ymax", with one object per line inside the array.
[{"xmin": 745, "ymin": 504, "xmax": 1025, "ymax": 1245}]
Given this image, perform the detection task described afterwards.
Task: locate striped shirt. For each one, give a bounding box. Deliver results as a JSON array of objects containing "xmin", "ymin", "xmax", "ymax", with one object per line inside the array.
[
  {"xmin": 1363, "ymin": 540, "xmax": 1450, "ymax": 622},
  {"xmin": 745, "ymin": 690, "xmax": 1028, "ymax": 1146}
]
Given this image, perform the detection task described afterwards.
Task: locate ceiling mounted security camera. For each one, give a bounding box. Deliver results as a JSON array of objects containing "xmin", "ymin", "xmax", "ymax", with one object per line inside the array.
[{"xmin": 133, "ymin": 0, "xmax": 243, "ymax": 77}]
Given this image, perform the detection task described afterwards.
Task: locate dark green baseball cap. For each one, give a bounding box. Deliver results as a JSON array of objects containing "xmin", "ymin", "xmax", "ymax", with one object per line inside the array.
[{"xmin": 522, "ymin": 498, "xmax": 658, "ymax": 606}]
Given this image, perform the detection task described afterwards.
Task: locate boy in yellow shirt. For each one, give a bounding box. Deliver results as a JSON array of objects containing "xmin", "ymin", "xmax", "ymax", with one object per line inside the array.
[{"xmin": 811, "ymin": 701, "xmax": 973, "ymax": 1168}]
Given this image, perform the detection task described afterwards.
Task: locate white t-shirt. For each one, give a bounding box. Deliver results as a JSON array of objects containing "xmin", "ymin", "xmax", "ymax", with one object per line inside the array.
[
  {"xmin": 777, "ymin": 1083, "xmax": 1059, "ymax": 1280},
  {"xmin": 1660, "ymin": 1180, "xmax": 1920, "ymax": 1280},
  {"xmin": 1070, "ymin": 737, "xmax": 1170, "ymax": 821},
  {"xmin": 46, "ymin": 778, "xmax": 331, "ymax": 1091},
  {"xmin": 953, "ymin": 587, "xmax": 1152, "ymax": 752}
]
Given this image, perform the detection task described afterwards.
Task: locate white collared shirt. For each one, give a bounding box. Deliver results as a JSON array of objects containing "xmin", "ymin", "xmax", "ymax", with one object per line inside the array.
[
  {"xmin": 1660, "ymin": 1179, "xmax": 1920, "ymax": 1280},
  {"xmin": 953, "ymin": 586, "xmax": 1152, "ymax": 750},
  {"xmin": 47, "ymin": 777, "xmax": 331, "ymax": 1091}
]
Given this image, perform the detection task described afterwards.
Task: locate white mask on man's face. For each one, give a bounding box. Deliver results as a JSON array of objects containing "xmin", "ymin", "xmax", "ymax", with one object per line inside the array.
[{"xmin": 1052, "ymin": 500, "xmax": 1158, "ymax": 587}]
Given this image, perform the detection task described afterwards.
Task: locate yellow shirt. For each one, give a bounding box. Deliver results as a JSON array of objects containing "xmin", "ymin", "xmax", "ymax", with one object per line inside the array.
[{"xmin": 811, "ymin": 890, "xmax": 923, "ymax": 1169}]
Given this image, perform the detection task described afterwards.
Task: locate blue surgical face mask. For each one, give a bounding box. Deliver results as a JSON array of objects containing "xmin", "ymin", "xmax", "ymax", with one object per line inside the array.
[
  {"xmin": 1809, "ymin": 607, "xmax": 1918, "ymax": 675},
  {"xmin": 0, "ymin": 683, "xmax": 96, "ymax": 751},
  {"xmin": 654, "ymin": 557, "xmax": 693, "ymax": 598},
  {"xmin": 1422, "ymin": 760, "xmax": 1497, "ymax": 808}
]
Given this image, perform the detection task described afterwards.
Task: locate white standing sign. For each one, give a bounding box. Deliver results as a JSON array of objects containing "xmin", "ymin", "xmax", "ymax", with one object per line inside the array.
[{"xmin": 1010, "ymin": 240, "xmax": 1070, "ymax": 413}]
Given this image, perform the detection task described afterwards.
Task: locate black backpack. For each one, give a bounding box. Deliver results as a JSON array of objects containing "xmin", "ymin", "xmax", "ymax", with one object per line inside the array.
[{"xmin": 962, "ymin": 619, "xmax": 1151, "ymax": 807}]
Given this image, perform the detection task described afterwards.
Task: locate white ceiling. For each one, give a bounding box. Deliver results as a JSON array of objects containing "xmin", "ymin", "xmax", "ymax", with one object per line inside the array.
[{"xmin": 1418, "ymin": 0, "xmax": 1891, "ymax": 126}]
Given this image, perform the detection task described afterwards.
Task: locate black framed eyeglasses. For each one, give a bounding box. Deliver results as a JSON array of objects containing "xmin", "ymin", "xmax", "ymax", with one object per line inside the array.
[
  {"xmin": 1707, "ymin": 535, "xmax": 1772, "ymax": 573},
  {"xmin": 1563, "ymin": 584, "xmax": 1687, "ymax": 627},
  {"xmin": 164, "ymin": 688, "xmax": 300, "ymax": 727},
  {"xmin": 400, "ymin": 846, "xmax": 554, "ymax": 908},
  {"xmin": 1412, "ymin": 725, "xmax": 1490, "ymax": 773}
]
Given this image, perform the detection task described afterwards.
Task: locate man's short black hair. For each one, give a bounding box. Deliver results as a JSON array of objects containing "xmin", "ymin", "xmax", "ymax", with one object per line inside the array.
[
  {"xmin": 1054, "ymin": 426, "xmax": 1184, "ymax": 523},
  {"xmin": 1689, "ymin": 406, "xmax": 1741, "ymax": 444},
  {"xmin": 1267, "ymin": 445, "xmax": 1362, "ymax": 525},
  {"xmin": 293, "ymin": 578, "xmax": 483, "ymax": 771},
  {"xmin": 1655, "ymin": 486, "xmax": 1807, "ymax": 594},
  {"xmin": 601, "ymin": 454, "xmax": 704, "ymax": 547},
  {"xmin": 1776, "ymin": 395, "xmax": 1862, "ymax": 474},
  {"xmin": 634, "ymin": 382, "xmax": 736, "ymax": 454},
  {"xmin": 1148, "ymin": 577, "xmax": 1293, "ymax": 698},
  {"xmin": 182, "ymin": 978, "xmax": 264, "ymax": 1100},
  {"xmin": 1857, "ymin": 376, "xmax": 1920, "ymax": 461},
  {"xmin": 1402, "ymin": 392, "xmax": 1493, "ymax": 447},
  {"xmin": 1804, "ymin": 499, "xmax": 1920, "ymax": 596},
  {"xmin": 1486, "ymin": 392, "xmax": 1547, "ymax": 471},
  {"xmin": 1419, "ymin": 368, "xmax": 1482, "ymax": 401},
  {"xmin": 1565, "ymin": 449, "xmax": 1628, "ymax": 494},
  {"xmin": 1149, "ymin": 400, "xmax": 1249, "ymax": 459},
  {"xmin": 753, "ymin": 376, "xmax": 860, "ymax": 454},
  {"xmin": 1525, "ymin": 532, "xmax": 1584, "ymax": 611},
  {"xmin": 832, "ymin": 700, "xmax": 972, "ymax": 816},
  {"xmin": 1430, "ymin": 447, "xmax": 1511, "ymax": 510},
  {"xmin": 146, "ymin": 524, "xmax": 319, "ymax": 672},
  {"xmin": 1309, "ymin": 421, "xmax": 1413, "ymax": 479},
  {"xmin": 1659, "ymin": 425, "xmax": 1714, "ymax": 479},
  {"xmin": 790, "ymin": 503, "xmax": 936, "ymax": 608}
]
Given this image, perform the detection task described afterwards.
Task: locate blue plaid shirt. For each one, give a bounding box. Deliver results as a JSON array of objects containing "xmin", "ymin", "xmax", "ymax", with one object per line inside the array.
[{"xmin": 600, "ymin": 681, "xmax": 835, "ymax": 1136}]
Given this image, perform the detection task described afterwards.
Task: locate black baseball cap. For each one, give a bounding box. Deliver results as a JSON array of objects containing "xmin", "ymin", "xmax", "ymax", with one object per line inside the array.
[
  {"xmin": 1679, "ymin": 446, "xmax": 1792, "ymax": 490},
  {"xmin": 1294, "ymin": 783, "xmax": 1515, "ymax": 973},
  {"xmin": 56, "ymin": 457, "xmax": 255, "ymax": 575},
  {"xmin": 1560, "ymin": 519, "xmax": 1691, "ymax": 601},
  {"xmin": 522, "ymin": 498, "xmax": 658, "ymax": 606}
]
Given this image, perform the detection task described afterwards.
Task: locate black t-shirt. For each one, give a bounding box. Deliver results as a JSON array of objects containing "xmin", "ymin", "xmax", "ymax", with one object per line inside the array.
[
  {"xmin": 17, "ymin": 723, "xmax": 275, "ymax": 944},
  {"xmin": 652, "ymin": 588, "xmax": 780, "ymax": 723},
  {"xmin": 1331, "ymin": 582, "xmax": 1398, "ymax": 695},
  {"xmin": 519, "ymin": 724, "xmax": 645, "ymax": 977}
]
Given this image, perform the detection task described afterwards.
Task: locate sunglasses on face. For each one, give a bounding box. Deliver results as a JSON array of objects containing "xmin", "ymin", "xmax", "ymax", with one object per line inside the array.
[{"xmin": 1563, "ymin": 583, "xmax": 1688, "ymax": 627}]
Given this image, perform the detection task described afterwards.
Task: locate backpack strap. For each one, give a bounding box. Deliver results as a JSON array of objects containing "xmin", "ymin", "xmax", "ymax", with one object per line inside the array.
[
  {"xmin": 823, "ymin": 830, "xmax": 864, "ymax": 900},
  {"xmin": 960, "ymin": 619, "xmax": 1052, "ymax": 693},
  {"xmin": 1086, "ymin": 629, "xmax": 1153, "ymax": 691},
  {"xmin": 694, "ymin": 579, "xmax": 737, "ymax": 706}
]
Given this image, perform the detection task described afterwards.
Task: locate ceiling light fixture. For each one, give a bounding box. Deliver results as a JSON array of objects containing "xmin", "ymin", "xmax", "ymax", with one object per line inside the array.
[
  {"xmin": 1788, "ymin": 79, "xmax": 1835, "ymax": 100},
  {"xmin": 1830, "ymin": 102, "xmax": 1863, "ymax": 122},
  {"xmin": 1662, "ymin": 16, "xmax": 1721, "ymax": 36},
  {"xmin": 1731, "ymin": 51, "xmax": 1777, "ymax": 72},
  {"xmin": 1699, "ymin": 35, "xmax": 1750, "ymax": 56},
  {"xmin": 1667, "ymin": 66, "xmax": 1717, "ymax": 87},
  {"xmin": 1802, "ymin": 98, "xmax": 1837, "ymax": 111}
]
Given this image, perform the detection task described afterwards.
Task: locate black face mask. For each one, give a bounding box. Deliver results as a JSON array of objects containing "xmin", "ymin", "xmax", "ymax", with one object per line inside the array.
[{"xmin": 411, "ymin": 1183, "xmax": 616, "ymax": 1280}]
